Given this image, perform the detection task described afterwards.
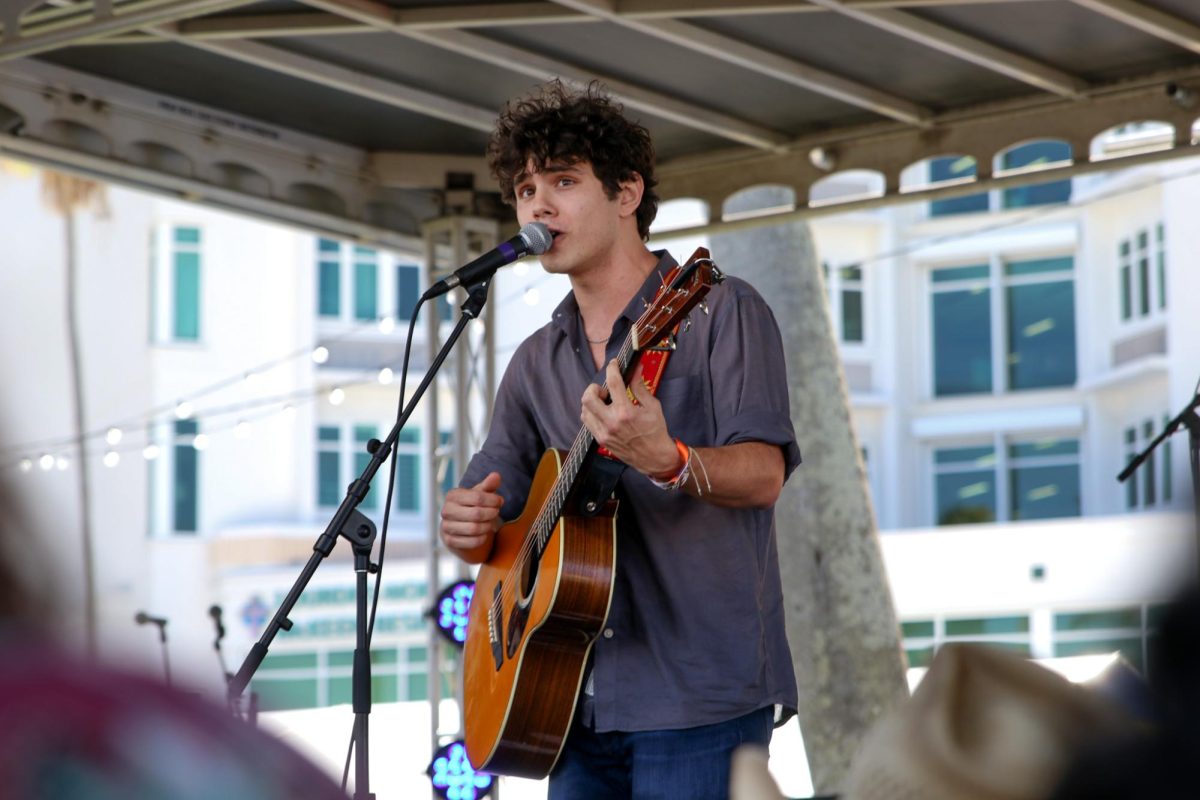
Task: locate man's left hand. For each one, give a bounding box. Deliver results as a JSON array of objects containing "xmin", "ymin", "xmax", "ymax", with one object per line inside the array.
[{"xmin": 580, "ymin": 360, "xmax": 681, "ymax": 477}]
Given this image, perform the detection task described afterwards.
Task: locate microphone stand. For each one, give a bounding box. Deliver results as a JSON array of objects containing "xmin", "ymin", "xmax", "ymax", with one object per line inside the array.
[
  {"xmin": 226, "ymin": 279, "xmax": 495, "ymax": 800},
  {"xmin": 1117, "ymin": 388, "xmax": 1200, "ymax": 577},
  {"xmin": 136, "ymin": 612, "xmax": 171, "ymax": 686}
]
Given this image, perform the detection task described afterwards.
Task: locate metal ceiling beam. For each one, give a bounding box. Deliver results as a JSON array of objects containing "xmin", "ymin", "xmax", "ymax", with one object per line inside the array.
[
  {"xmin": 1069, "ymin": 0, "xmax": 1200, "ymax": 57},
  {"xmin": 296, "ymin": 0, "xmax": 791, "ymax": 151},
  {"xmin": 804, "ymin": 0, "xmax": 1090, "ymax": 98},
  {"xmin": 0, "ymin": 0, "xmax": 255, "ymax": 59},
  {"xmin": 0, "ymin": 131, "xmax": 423, "ymax": 250},
  {"xmin": 148, "ymin": 30, "xmax": 498, "ymax": 132},
  {"xmin": 178, "ymin": 10, "xmax": 368, "ymax": 38},
  {"xmin": 72, "ymin": 0, "xmax": 1053, "ymax": 45},
  {"xmin": 654, "ymin": 142, "xmax": 1200, "ymax": 239},
  {"xmin": 551, "ymin": 0, "xmax": 931, "ymax": 126}
]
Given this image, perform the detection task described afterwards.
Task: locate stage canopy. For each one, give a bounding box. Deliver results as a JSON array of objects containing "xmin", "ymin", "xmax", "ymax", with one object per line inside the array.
[{"xmin": 2, "ymin": 0, "xmax": 1199, "ymax": 246}]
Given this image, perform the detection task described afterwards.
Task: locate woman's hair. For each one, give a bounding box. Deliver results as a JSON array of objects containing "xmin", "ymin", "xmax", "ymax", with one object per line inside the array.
[{"xmin": 487, "ymin": 80, "xmax": 659, "ymax": 240}]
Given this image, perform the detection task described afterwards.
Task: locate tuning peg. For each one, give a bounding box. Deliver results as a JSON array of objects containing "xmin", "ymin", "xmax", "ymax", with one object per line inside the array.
[
  {"xmin": 699, "ymin": 300, "xmax": 710, "ymax": 316},
  {"xmin": 681, "ymin": 317, "xmax": 693, "ymax": 334}
]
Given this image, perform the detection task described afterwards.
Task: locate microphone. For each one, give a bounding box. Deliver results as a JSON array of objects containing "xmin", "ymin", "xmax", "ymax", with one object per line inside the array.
[
  {"xmin": 209, "ymin": 604, "xmax": 226, "ymax": 640},
  {"xmin": 135, "ymin": 611, "xmax": 168, "ymax": 627},
  {"xmin": 422, "ymin": 221, "xmax": 553, "ymax": 300}
]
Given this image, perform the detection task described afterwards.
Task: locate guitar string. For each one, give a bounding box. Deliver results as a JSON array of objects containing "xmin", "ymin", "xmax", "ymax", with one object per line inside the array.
[
  {"xmin": 489, "ymin": 265, "xmax": 704, "ymax": 617},
  {"xmin": 484, "ymin": 264, "xmax": 706, "ymax": 624},
  {"xmin": 490, "ymin": 274, "xmax": 687, "ymax": 615}
]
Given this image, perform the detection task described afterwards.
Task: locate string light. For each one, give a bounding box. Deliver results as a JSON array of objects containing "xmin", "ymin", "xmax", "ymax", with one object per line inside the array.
[
  {"xmin": 378, "ymin": 367, "xmax": 394, "ymax": 385},
  {"xmin": 142, "ymin": 444, "xmax": 160, "ymax": 461},
  {"xmin": 281, "ymin": 404, "xmax": 297, "ymax": 421},
  {"xmin": 513, "ymin": 261, "xmax": 529, "ymax": 276},
  {"xmin": 244, "ymin": 371, "xmax": 263, "ymax": 391},
  {"xmin": 378, "ymin": 316, "xmax": 395, "ymax": 334},
  {"xmin": 328, "ymin": 387, "xmax": 345, "ymax": 406},
  {"xmin": 175, "ymin": 401, "xmax": 194, "ymax": 420},
  {"xmin": 39, "ymin": 454, "xmax": 54, "ymax": 471},
  {"xmin": 55, "ymin": 455, "xmax": 69, "ymax": 471},
  {"xmin": 105, "ymin": 427, "xmax": 123, "ymax": 446},
  {"xmin": 311, "ymin": 346, "xmax": 330, "ymax": 364},
  {"xmin": 235, "ymin": 420, "xmax": 252, "ymax": 439},
  {"xmin": 19, "ymin": 458, "xmax": 32, "ymax": 472},
  {"xmin": 103, "ymin": 451, "xmax": 120, "ymax": 468},
  {"xmin": 523, "ymin": 287, "xmax": 541, "ymax": 306},
  {"xmin": 192, "ymin": 433, "xmax": 210, "ymax": 451}
]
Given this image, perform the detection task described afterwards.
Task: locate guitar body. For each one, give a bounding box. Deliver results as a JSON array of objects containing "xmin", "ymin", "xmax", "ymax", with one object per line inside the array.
[{"xmin": 463, "ymin": 448, "xmax": 618, "ymax": 778}]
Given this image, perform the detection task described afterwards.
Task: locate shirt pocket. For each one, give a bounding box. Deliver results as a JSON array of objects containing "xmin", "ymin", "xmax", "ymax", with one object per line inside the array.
[{"xmin": 656, "ymin": 374, "xmax": 710, "ymax": 445}]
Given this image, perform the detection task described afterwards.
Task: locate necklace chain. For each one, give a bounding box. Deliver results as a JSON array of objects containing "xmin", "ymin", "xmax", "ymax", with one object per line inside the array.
[{"xmin": 585, "ymin": 334, "xmax": 610, "ymax": 344}]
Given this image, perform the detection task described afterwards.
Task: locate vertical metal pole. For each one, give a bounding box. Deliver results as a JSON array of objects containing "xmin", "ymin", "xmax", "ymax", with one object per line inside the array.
[{"xmin": 422, "ymin": 216, "xmax": 499, "ymax": 794}]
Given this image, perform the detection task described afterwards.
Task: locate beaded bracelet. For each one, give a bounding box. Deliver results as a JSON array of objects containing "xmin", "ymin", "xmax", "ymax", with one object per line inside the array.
[{"xmin": 648, "ymin": 439, "xmax": 691, "ymax": 491}]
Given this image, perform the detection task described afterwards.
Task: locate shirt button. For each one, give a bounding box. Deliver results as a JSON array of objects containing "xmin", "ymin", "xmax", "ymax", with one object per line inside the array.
[{"xmin": 603, "ymin": 628, "xmax": 614, "ymax": 639}]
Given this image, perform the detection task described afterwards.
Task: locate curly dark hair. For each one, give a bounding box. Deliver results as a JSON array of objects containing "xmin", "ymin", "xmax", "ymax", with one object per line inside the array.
[{"xmin": 487, "ymin": 80, "xmax": 659, "ymax": 240}]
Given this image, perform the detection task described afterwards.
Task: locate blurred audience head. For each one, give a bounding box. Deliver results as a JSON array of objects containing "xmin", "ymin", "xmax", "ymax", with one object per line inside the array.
[
  {"xmin": 1052, "ymin": 583, "xmax": 1200, "ymax": 800},
  {"xmin": 843, "ymin": 643, "xmax": 1128, "ymax": 800},
  {"xmin": 0, "ymin": 463, "xmax": 348, "ymax": 799}
]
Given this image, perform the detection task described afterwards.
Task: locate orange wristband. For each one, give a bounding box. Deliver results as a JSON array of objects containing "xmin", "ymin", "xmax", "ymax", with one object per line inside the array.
[{"xmin": 651, "ymin": 438, "xmax": 689, "ymax": 481}]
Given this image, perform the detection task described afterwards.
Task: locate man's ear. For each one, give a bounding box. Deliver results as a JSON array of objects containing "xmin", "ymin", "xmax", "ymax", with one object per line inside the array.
[{"xmin": 617, "ymin": 172, "xmax": 644, "ymax": 220}]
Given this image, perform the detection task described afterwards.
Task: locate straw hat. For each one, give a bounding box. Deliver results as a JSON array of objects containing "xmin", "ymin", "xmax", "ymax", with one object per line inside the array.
[{"xmin": 843, "ymin": 644, "xmax": 1127, "ymax": 800}]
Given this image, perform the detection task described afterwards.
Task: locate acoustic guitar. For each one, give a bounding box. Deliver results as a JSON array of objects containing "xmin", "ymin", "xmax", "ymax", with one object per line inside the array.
[{"xmin": 462, "ymin": 249, "xmax": 722, "ymax": 778}]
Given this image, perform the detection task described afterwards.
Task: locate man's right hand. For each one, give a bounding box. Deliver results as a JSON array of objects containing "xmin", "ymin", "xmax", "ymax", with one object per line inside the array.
[{"xmin": 440, "ymin": 471, "xmax": 504, "ymax": 563}]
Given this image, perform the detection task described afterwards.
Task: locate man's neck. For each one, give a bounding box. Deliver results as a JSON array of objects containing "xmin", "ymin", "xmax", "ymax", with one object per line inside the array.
[{"xmin": 571, "ymin": 244, "xmax": 660, "ymax": 339}]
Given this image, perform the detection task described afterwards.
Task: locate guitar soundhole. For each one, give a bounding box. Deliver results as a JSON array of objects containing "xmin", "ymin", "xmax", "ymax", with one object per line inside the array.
[{"xmin": 518, "ymin": 554, "xmax": 539, "ymax": 602}]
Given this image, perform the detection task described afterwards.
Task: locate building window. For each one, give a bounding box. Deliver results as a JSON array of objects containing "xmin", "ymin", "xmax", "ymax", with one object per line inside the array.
[
  {"xmin": 152, "ymin": 225, "xmax": 202, "ymax": 342},
  {"xmin": 931, "ymin": 264, "xmax": 991, "ymax": 395},
  {"xmin": 251, "ymin": 644, "xmax": 454, "ymax": 711},
  {"xmin": 353, "ymin": 246, "xmax": 378, "ymax": 322},
  {"xmin": 173, "ymin": 420, "xmax": 199, "ymax": 533},
  {"xmin": 1008, "ymin": 438, "xmax": 1080, "ymax": 521},
  {"xmin": 901, "ymin": 614, "xmax": 1032, "ymax": 667},
  {"xmin": 1000, "ymin": 140, "xmax": 1072, "ymax": 209},
  {"xmin": 317, "ymin": 423, "xmax": 388, "ymax": 511},
  {"xmin": 934, "ymin": 436, "xmax": 1080, "ymax": 526},
  {"xmin": 928, "ymin": 155, "xmax": 988, "ymax": 217},
  {"xmin": 931, "ymin": 257, "xmax": 1075, "ymax": 397},
  {"xmin": 317, "ymin": 238, "xmax": 340, "ymax": 317},
  {"xmin": 934, "ymin": 444, "xmax": 997, "ymax": 525},
  {"xmin": 316, "ymin": 238, "xmax": 384, "ymax": 323},
  {"xmin": 1053, "ymin": 606, "xmax": 1161, "ymax": 672},
  {"xmin": 397, "ymin": 264, "xmax": 420, "ymax": 322},
  {"xmin": 149, "ymin": 419, "xmax": 200, "ymax": 536},
  {"xmin": 822, "ymin": 262, "xmax": 865, "ymax": 344},
  {"xmin": 394, "ymin": 428, "xmax": 421, "ymax": 512},
  {"xmin": 1123, "ymin": 416, "xmax": 1172, "ymax": 511},
  {"xmin": 904, "ymin": 605, "xmax": 1164, "ymax": 670},
  {"xmin": 1118, "ymin": 223, "xmax": 1166, "ymax": 323}
]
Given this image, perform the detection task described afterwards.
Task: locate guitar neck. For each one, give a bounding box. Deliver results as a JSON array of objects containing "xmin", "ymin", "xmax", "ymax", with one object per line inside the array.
[{"xmin": 528, "ymin": 334, "xmax": 637, "ymax": 562}]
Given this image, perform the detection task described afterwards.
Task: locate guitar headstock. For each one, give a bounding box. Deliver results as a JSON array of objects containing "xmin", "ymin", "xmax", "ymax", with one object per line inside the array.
[{"xmin": 632, "ymin": 248, "xmax": 723, "ymax": 352}]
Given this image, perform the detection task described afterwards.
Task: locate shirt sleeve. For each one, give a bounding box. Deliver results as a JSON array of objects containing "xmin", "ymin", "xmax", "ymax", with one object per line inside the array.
[
  {"xmin": 458, "ymin": 341, "xmax": 544, "ymax": 521},
  {"xmin": 706, "ymin": 283, "xmax": 802, "ymax": 481}
]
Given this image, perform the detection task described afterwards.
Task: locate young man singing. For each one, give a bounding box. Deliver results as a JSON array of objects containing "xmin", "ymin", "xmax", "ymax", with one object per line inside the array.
[{"xmin": 440, "ymin": 81, "xmax": 801, "ymax": 799}]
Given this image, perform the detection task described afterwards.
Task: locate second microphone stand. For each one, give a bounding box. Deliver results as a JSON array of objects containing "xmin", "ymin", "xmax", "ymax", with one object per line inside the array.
[{"xmin": 1118, "ymin": 388, "xmax": 1200, "ymax": 578}]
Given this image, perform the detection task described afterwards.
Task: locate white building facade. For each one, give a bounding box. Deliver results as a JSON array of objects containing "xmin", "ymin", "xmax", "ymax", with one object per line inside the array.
[{"xmin": 0, "ymin": 133, "xmax": 1197, "ymax": 790}]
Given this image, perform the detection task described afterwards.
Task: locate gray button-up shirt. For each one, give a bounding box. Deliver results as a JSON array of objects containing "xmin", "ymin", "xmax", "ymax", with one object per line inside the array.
[{"xmin": 460, "ymin": 251, "xmax": 801, "ymax": 732}]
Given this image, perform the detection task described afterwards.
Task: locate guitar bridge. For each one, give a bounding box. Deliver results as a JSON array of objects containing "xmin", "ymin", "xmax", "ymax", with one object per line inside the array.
[{"xmin": 489, "ymin": 580, "xmax": 504, "ymax": 671}]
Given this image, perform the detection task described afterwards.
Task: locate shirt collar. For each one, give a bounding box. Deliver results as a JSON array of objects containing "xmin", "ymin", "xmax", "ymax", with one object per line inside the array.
[{"xmin": 549, "ymin": 249, "xmax": 678, "ymax": 337}]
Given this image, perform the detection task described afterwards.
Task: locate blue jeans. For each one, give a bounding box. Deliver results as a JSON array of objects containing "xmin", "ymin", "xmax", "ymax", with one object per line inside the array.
[{"xmin": 547, "ymin": 706, "xmax": 774, "ymax": 800}]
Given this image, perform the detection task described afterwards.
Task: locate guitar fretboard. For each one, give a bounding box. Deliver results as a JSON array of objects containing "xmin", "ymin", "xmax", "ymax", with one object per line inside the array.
[{"xmin": 526, "ymin": 332, "xmax": 637, "ymax": 564}]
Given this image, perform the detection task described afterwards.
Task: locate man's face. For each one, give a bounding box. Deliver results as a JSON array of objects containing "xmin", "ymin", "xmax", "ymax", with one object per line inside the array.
[{"xmin": 513, "ymin": 159, "xmax": 629, "ymax": 277}]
